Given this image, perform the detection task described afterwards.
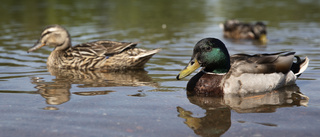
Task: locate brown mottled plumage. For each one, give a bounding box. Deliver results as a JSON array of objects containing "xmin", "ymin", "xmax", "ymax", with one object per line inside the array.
[
  {"xmin": 28, "ymin": 25, "xmax": 160, "ymax": 70},
  {"xmin": 221, "ymin": 20, "xmax": 267, "ymax": 42}
]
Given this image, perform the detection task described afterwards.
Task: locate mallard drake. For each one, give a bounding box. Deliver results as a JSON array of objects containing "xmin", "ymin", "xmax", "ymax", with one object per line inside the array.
[
  {"xmin": 28, "ymin": 25, "xmax": 160, "ymax": 70},
  {"xmin": 221, "ymin": 19, "xmax": 267, "ymax": 42},
  {"xmin": 176, "ymin": 38, "xmax": 309, "ymax": 96}
]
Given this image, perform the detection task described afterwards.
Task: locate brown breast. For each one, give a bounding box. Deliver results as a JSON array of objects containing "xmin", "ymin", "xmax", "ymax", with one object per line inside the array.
[{"xmin": 187, "ymin": 71, "xmax": 224, "ymax": 96}]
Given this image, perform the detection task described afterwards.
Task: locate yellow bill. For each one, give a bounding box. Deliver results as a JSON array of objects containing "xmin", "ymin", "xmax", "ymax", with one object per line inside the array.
[
  {"xmin": 259, "ymin": 34, "xmax": 268, "ymax": 43},
  {"xmin": 176, "ymin": 59, "xmax": 200, "ymax": 80}
]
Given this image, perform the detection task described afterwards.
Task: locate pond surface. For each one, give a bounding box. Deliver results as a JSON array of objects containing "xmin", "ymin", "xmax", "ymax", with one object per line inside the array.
[{"xmin": 1, "ymin": 0, "xmax": 320, "ymax": 136}]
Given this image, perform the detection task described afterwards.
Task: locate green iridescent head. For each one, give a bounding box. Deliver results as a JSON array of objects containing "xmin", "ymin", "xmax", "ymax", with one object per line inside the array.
[{"xmin": 177, "ymin": 38, "xmax": 230, "ymax": 80}]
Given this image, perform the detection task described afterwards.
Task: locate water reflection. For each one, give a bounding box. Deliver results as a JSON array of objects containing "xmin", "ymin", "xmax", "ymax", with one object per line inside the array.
[
  {"xmin": 224, "ymin": 85, "xmax": 309, "ymax": 113},
  {"xmin": 177, "ymin": 98, "xmax": 231, "ymax": 137},
  {"xmin": 47, "ymin": 67, "xmax": 158, "ymax": 87},
  {"xmin": 31, "ymin": 76, "xmax": 71, "ymax": 105},
  {"xmin": 177, "ymin": 85, "xmax": 308, "ymax": 136},
  {"xmin": 30, "ymin": 67, "xmax": 158, "ymax": 105}
]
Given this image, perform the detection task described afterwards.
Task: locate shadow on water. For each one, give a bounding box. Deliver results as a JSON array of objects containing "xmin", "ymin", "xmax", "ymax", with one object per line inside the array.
[
  {"xmin": 177, "ymin": 85, "xmax": 309, "ymax": 137},
  {"xmin": 29, "ymin": 67, "xmax": 158, "ymax": 106}
]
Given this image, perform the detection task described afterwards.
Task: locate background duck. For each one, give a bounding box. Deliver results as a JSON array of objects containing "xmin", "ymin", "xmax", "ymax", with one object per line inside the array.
[
  {"xmin": 28, "ymin": 25, "xmax": 160, "ymax": 71},
  {"xmin": 221, "ymin": 19, "xmax": 267, "ymax": 43},
  {"xmin": 177, "ymin": 38, "xmax": 309, "ymax": 96}
]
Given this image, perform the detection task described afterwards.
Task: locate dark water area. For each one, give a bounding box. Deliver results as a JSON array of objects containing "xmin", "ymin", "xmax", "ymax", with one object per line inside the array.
[{"xmin": 0, "ymin": 0, "xmax": 320, "ymax": 136}]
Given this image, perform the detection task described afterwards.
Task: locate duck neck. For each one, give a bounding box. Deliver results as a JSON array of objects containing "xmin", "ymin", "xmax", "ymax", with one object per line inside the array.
[
  {"xmin": 204, "ymin": 60, "xmax": 230, "ymax": 74},
  {"xmin": 54, "ymin": 35, "xmax": 72, "ymax": 51},
  {"xmin": 204, "ymin": 65, "xmax": 230, "ymax": 74}
]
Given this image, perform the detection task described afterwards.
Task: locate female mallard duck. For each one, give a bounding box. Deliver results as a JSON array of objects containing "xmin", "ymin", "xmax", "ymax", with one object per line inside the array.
[
  {"xmin": 221, "ymin": 19, "xmax": 267, "ymax": 42},
  {"xmin": 27, "ymin": 25, "xmax": 160, "ymax": 70},
  {"xmin": 176, "ymin": 38, "xmax": 309, "ymax": 96}
]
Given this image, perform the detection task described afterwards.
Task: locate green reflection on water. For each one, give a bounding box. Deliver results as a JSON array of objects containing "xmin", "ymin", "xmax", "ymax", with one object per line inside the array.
[
  {"xmin": 216, "ymin": 0, "xmax": 320, "ymax": 25},
  {"xmin": 0, "ymin": 0, "xmax": 208, "ymax": 41}
]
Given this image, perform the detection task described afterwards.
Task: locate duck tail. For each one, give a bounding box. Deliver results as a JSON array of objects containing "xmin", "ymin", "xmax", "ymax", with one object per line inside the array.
[
  {"xmin": 291, "ymin": 56, "xmax": 309, "ymax": 77},
  {"xmin": 133, "ymin": 48, "xmax": 161, "ymax": 67}
]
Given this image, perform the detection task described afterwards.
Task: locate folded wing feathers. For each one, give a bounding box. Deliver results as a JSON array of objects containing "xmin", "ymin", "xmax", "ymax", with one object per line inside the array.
[
  {"xmin": 71, "ymin": 40, "xmax": 138, "ymax": 57},
  {"xmin": 231, "ymin": 52, "xmax": 298, "ymax": 74}
]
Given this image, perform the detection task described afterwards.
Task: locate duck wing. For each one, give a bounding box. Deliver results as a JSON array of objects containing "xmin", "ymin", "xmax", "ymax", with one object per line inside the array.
[
  {"xmin": 70, "ymin": 40, "xmax": 138, "ymax": 57},
  {"xmin": 64, "ymin": 40, "xmax": 160, "ymax": 70},
  {"xmin": 230, "ymin": 52, "xmax": 295, "ymax": 75}
]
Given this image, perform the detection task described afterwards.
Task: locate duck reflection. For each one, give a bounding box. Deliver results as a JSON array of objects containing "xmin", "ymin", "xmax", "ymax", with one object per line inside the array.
[
  {"xmin": 223, "ymin": 85, "xmax": 309, "ymax": 113},
  {"xmin": 30, "ymin": 67, "xmax": 158, "ymax": 105},
  {"xmin": 177, "ymin": 85, "xmax": 308, "ymax": 136},
  {"xmin": 177, "ymin": 97, "xmax": 231, "ymax": 137},
  {"xmin": 47, "ymin": 67, "xmax": 158, "ymax": 88},
  {"xmin": 31, "ymin": 76, "xmax": 71, "ymax": 105}
]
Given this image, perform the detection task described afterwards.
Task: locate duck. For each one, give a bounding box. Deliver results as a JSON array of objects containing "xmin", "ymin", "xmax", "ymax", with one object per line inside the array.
[
  {"xmin": 221, "ymin": 19, "xmax": 267, "ymax": 42},
  {"xmin": 27, "ymin": 25, "xmax": 160, "ymax": 71},
  {"xmin": 176, "ymin": 38, "xmax": 309, "ymax": 96}
]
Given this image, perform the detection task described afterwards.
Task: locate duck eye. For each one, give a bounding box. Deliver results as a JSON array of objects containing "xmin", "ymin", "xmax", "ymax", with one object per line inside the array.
[
  {"xmin": 200, "ymin": 46, "xmax": 212, "ymax": 52},
  {"xmin": 190, "ymin": 61, "xmax": 194, "ymax": 65},
  {"xmin": 205, "ymin": 46, "xmax": 211, "ymax": 51}
]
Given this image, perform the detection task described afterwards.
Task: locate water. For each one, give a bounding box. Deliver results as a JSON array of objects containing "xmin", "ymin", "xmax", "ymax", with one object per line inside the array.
[{"xmin": 0, "ymin": 0, "xmax": 320, "ymax": 136}]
